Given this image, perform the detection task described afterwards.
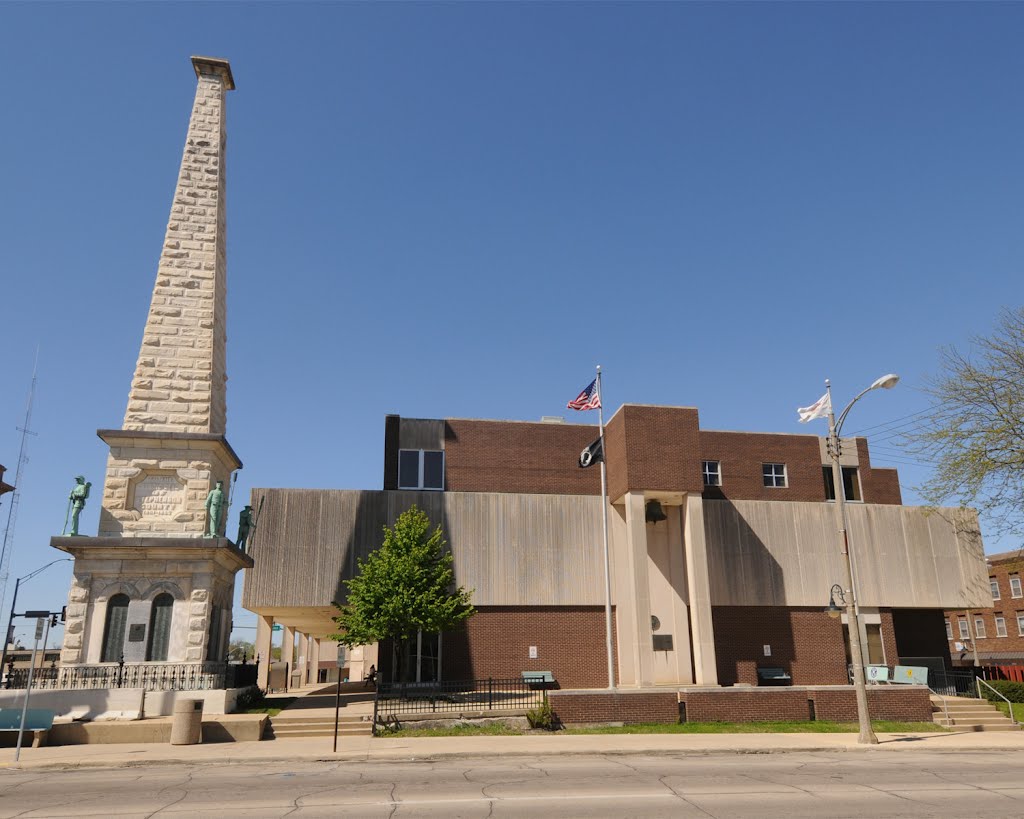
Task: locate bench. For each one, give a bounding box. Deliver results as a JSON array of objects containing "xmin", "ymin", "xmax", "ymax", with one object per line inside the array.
[
  {"xmin": 756, "ymin": 667, "xmax": 792, "ymax": 686},
  {"xmin": 0, "ymin": 708, "xmax": 56, "ymax": 748},
  {"xmin": 521, "ymin": 671, "xmax": 556, "ymax": 689}
]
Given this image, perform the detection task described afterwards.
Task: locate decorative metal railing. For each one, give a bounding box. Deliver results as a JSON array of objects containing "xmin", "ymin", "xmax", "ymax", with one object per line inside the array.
[
  {"xmin": 373, "ymin": 677, "xmax": 545, "ymax": 733},
  {"xmin": 3, "ymin": 658, "xmax": 258, "ymax": 692}
]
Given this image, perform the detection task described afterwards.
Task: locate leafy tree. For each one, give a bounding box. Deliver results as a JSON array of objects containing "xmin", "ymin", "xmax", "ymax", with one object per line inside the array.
[
  {"xmin": 903, "ymin": 307, "xmax": 1024, "ymax": 537},
  {"xmin": 330, "ymin": 505, "xmax": 474, "ymax": 682}
]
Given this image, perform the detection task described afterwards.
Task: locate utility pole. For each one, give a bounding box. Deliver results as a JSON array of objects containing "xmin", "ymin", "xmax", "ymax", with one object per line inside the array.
[{"xmin": 0, "ymin": 353, "xmax": 39, "ymax": 619}]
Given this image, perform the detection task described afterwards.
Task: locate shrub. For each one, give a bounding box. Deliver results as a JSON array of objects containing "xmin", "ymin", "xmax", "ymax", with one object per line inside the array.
[
  {"xmin": 232, "ymin": 685, "xmax": 264, "ymax": 713},
  {"xmin": 526, "ymin": 696, "xmax": 559, "ymax": 731},
  {"xmin": 979, "ymin": 679, "xmax": 1024, "ymax": 703}
]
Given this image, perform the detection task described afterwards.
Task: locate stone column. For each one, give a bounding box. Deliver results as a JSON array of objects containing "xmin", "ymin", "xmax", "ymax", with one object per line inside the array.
[{"xmin": 255, "ymin": 614, "xmax": 272, "ymax": 690}]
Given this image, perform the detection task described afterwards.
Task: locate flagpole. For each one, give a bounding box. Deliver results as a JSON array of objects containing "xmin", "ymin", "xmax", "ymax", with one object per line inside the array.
[{"xmin": 595, "ymin": 365, "xmax": 615, "ymax": 690}]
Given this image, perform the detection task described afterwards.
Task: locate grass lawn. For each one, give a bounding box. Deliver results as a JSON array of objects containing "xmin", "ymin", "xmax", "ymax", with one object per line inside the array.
[
  {"xmin": 991, "ymin": 701, "xmax": 1024, "ymax": 724},
  {"xmin": 380, "ymin": 720, "xmax": 946, "ymax": 737},
  {"xmin": 241, "ymin": 696, "xmax": 298, "ymax": 717}
]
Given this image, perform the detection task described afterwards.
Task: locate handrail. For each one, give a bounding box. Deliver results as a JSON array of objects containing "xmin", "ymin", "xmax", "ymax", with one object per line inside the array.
[
  {"xmin": 928, "ymin": 686, "xmax": 950, "ymax": 725},
  {"xmin": 977, "ymin": 676, "xmax": 1016, "ymax": 726}
]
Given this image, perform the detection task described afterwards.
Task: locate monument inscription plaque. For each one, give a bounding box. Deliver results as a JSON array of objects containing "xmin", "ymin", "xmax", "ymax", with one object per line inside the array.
[{"xmin": 134, "ymin": 475, "xmax": 184, "ymax": 518}]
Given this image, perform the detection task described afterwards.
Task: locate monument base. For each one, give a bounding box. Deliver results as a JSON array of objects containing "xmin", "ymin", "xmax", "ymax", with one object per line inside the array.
[{"xmin": 50, "ymin": 536, "xmax": 252, "ymax": 666}]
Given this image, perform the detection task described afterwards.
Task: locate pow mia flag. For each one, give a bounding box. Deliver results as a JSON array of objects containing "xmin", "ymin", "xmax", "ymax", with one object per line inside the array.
[{"xmin": 578, "ymin": 436, "xmax": 604, "ymax": 468}]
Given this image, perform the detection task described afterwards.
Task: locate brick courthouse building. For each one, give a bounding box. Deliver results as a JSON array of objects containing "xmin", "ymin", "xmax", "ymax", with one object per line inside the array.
[{"xmin": 244, "ymin": 405, "xmax": 990, "ymax": 721}]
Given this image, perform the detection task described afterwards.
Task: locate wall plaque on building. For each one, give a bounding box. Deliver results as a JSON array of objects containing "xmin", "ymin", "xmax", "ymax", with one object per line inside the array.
[
  {"xmin": 133, "ymin": 475, "xmax": 185, "ymax": 519},
  {"xmin": 128, "ymin": 624, "xmax": 146, "ymax": 643},
  {"xmin": 652, "ymin": 634, "xmax": 673, "ymax": 651}
]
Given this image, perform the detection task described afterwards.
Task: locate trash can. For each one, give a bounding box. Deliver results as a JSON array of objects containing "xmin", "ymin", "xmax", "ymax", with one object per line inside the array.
[{"xmin": 170, "ymin": 698, "xmax": 204, "ymax": 745}]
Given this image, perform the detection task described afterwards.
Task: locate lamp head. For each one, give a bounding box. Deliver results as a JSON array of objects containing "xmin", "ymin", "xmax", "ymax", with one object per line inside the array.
[{"xmin": 870, "ymin": 373, "xmax": 900, "ymax": 390}]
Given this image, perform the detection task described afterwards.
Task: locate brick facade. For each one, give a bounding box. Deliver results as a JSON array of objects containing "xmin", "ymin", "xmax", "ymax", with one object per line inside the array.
[
  {"xmin": 945, "ymin": 551, "xmax": 1024, "ymax": 665},
  {"xmin": 549, "ymin": 687, "xmax": 933, "ymax": 725},
  {"xmin": 712, "ymin": 606, "xmax": 849, "ymax": 686},
  {"xmin": 550, "ymin": 690, "xmax": 678, "ymax": 724},
  {"xmin": 389, "ymin": 408, "xmax": 901, "ymax": 505},
  {"xmin": 444, "ymin": 420, "xmax": 602, "ymax": 496},
  {"xmin": 679, "ymin": 687, "xmax": 932, "ymax": 723},
  {"xmin": 422, "ymin": 606, "xmax": 617, "ymax": 690},
  {"xmin": 605, "ymin": 405, "xmax": 703, "ymax": 501}
]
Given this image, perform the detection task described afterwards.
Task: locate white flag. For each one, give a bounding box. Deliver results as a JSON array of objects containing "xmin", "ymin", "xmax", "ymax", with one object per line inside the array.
[{"xmin": 797, "ymin": 392, "xmax": 831, "ymax": 423}]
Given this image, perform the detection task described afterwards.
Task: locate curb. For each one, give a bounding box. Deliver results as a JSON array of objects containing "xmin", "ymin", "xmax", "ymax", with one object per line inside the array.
[{"xmin": 6, "ymin": 742, "xmax": 1024, "ymax": 771}]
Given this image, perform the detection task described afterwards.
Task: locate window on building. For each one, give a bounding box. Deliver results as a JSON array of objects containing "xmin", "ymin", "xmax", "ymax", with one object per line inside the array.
[
  {"xmin": 1011, "ymin": 575, "xmax": 1022, "ymax": 598},
  {"xmin": 398, "ymin": 449, "xmax": 445, "ymax": 490},
  {"xmin": 146, "ymin": 593, "xmax": 174, "ymax": 662},
  {"xmin": 945, "ymin": 620, "xmax": 954, "ymax": 640},
  {"xmin": 101, "ymin": 594, "xmax": 130, "ymax": 663},
  {"xmin": 1017, "ymin": 613, "xmax": 1024, "ymax": 637},
  {"xmin": 996, "ymin": 616, "xmax": 1008, "ymax": 637},
  {"xmin": 702, "ymin": 461, "xmax": 721, "ymax": 486},
  {"xmin": 958, "ymin": 617, "xmax": 969, "ymax": 639},
  {"xmin": 991, "ymin": 578, "xmax": 1001, "ymax": 600},
  {"xmin": 974, "ymin": 617, "xmax": 987, "ymax": 639},
  {"xmin": 822, "ymin": 466, "xmax": 862, "ymax": 501},
  {"xmin": 762, "ymin": 463, "xmax": 787, "ymax": 488}
]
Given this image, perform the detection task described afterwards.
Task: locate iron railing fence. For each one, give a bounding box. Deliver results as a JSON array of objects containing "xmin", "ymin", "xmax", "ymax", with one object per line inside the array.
[
  {"xmin": 847, "ymin": 662, "xmax": 980, "ymax": 698},
  {"xmin": 373, "ymin": 677, "xmax": 545, "ymax": 732},
  {"xmin": 3, "ymin": 660, "xmax": 259, "ymax": 692}
]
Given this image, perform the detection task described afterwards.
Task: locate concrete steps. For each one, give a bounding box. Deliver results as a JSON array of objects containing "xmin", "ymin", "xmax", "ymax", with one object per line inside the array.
[
  {"xmin": 264, "ymin": 715, "xmax": 372, "ymax": 740},
  {"xmin": 930, "ymin": 696, "xmax": 1021, "ymax": 732}
]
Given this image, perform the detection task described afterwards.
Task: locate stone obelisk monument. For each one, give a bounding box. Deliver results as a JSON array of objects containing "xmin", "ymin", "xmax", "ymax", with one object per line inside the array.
[{"xmin": 52, "ymin": 58, "xmax": 252, "ymax": 673}]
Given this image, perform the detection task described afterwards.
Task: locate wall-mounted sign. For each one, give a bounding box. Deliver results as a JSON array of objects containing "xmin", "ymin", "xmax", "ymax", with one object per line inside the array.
[
  {"xmin": 128, "ymin": 624, "xmax": 146, "ymax": 643},
  {"xmin": 653, "ymin": 634, "xmax": 673, "ymax": 651},
  {"xmin": 528, "ymin": 646, "xmax": 538, "ymax": 659},
  {"xmin": 763, "ymin": 644, "xmax": 771, "ymax": 657}
]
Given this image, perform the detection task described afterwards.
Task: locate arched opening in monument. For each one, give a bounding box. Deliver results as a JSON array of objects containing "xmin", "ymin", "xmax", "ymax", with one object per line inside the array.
[
  {"xmin": 101, "ymin": 594, "xmax": 130, "ymax": 662},
  {"xmin": 146, "ymin": 593, "xmax": 174, "ymax": 661}
]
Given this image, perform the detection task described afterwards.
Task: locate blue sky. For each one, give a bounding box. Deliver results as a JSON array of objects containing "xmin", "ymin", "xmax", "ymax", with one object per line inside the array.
[{"xmin": 1, "ymin": 2, "xmax": 1021, "ymax": 645}]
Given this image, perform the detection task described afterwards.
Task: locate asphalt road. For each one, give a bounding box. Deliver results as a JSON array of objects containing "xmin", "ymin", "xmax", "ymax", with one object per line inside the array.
[{"xmin": 3, "ymin": 751, "xmax": 1024, "ymax": 818}]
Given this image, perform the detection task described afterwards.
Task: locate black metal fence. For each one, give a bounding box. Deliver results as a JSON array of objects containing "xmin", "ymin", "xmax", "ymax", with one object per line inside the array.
[
  {"xmin": 3, "ymin": 660, "xmax": 258, "ymax": 692},
  {"xmin": 373, "ymin": 677, "xmax": 545, "ymax": 731}
]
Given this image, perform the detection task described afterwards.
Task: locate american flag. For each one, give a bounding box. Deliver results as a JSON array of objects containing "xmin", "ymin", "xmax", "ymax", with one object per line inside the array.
[{"xmin": 567, "ymin": 379, "xmax": 601, "ymax": 411}]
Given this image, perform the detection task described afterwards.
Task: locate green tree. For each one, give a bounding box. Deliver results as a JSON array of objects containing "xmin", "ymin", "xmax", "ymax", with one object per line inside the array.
[
  {"xmin": 903, "ymin": 307, "xmax": 1024, "ymax": 537},
  {"xmin": 330, "ymin": 506, "xmax": 474, "ymax": 682}
]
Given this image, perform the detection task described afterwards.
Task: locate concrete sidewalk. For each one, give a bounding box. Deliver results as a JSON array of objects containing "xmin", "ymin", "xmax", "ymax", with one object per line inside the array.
[{"xmin": 3, "ymin": 728, "xmax": 1024, "ymax": 771}]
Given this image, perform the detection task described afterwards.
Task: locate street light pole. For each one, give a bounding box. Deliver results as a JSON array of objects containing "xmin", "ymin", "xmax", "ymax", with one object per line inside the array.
[
  {"xmin": 825, "ymin": 373, "xmax": 898, "ymax": 746},
  {"xmin": 0, "ymin": 558, "xmax": 71, "ymax": 685}
]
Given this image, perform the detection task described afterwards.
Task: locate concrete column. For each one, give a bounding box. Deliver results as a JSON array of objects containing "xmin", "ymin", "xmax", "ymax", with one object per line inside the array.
[
  {"xmin": 684, "ymin": 495, "xmax": 718, "ymax": 685},
  {"xmin": 620, "ymin": 492, "xmax": 655, "ymax": 687},
  {"xmin": 297, "ymin": 633, "xmax": 309, "ymax": 686},
  {"xmin": 255, "ymin": 614, "xmax": 273, "ymax": 690},
  {"xmin": 310, "ymin": 638, "xmax": 321, "ymax": 686},
  {"xmin": 281, "ymin": 625, "xmax": 295, "ymax": 672}
]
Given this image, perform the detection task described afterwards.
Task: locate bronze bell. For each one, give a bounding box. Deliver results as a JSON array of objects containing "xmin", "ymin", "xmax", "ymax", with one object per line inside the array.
[{"xmin": 645, "ymin": 500, "xmax": 668, "ymax": 523}]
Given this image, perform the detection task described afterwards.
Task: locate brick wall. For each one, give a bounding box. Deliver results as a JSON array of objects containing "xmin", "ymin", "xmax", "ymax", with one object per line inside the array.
[
  {"xmin": 550, "ymin": 691, "xmax": 678, "ymax": 724},
  {"xmin": 946, "ymin": 555, "xmax": 1024, "ymax": 664},
  {"xmin": 880, "ymin": 609, "xmax": 899, "ymax": 665},
  {"xmin": 605, "ymin": 405, "xmax": 703, "ymax": 500},
  {"xmin": 853, "ymin": 439, "xmax": 902, "ymax": 504},
  {"xmin": 438, "ymin": 606, "xmax": 617, "ymax": 689},
  {"xmin": 444, "ymin": 420, "xmax": 601, "ymax": 496},
  {"xmin": 678, "ymin": 687, "xmax": 932, "ymax": 723},
  {"xmin": 712, "ymin": 606, "xmax": 849, "ymax": 686},
  {"xmin": 700, "ymin": 431, "xmax": 826, "ymax": 503}
]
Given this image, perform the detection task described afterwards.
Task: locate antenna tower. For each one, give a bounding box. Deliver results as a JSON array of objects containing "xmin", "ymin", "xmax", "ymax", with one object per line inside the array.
[{"xmin": 0, "ymin": 355, "xmax": 39, "ymax": 616}]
